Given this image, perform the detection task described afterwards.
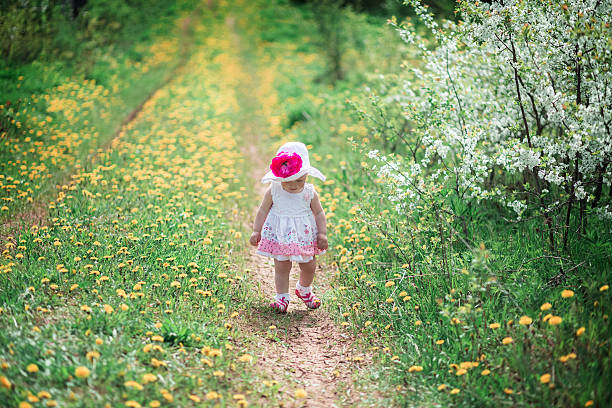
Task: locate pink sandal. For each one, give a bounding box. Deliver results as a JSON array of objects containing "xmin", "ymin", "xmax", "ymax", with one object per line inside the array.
[
  {"xmin": 269, "ymin": 297, "xmax": 289, "ymax": 313},
  {"xmin": 295, "ymin": 289, "xmax": 321, "ymax": 309}
]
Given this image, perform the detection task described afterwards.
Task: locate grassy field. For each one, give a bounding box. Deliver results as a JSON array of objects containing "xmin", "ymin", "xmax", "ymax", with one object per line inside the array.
[{"xmin": 1, "ymin": 0, "xmax": 610, "ymax": 407}]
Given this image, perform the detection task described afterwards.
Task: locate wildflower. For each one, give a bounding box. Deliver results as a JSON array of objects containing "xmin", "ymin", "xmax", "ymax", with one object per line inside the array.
[
  {"xmin": 385, "ymin": 281, "xmax": 394, "ymax": 287},
  {"xmin": 86, "ymin": 351, "xmax": 100, "ymax": 362},
  {"xmin": 295, "ymin": 388, "xmax": 307, "ymax": 398},
  {"xmin": 0, "ymin": 375, "xmax": 11, "ymax": 389},
  {"xmin": 548, "ymin": 316, "xmax": 563, "ymax": 325},
  {"xmin": 188, "ymin": 395, "xmax": 200, "ymax": 402},
  {"xmin": 450, "ymin": 388, "xmax": 460, "ymax": 395},
  {"xmin": 26, "ymin": 364, "xmax": 39, "ymax": 373},
  {"xmin": 481, "ymin": 369, "xmax": 490, "ymax": 376},
  {"xmin": 489, "ymin": 322, "xmax": 500, "ymax": 329},
  {"xmin": 205, "ymin": 391, "xmax": 220, "ymax": 400},
  {"xmin": 540, "ymin": 373, "xmax": 551, "ymax": 384},
  {"xmin": 540, "ymin": 302, "xmax": 552, "ymax": 311},
  {"xmin": 504, "ymin": 388, "xmax": 513, "ymax": 394},
  {"xmin": 149, "ymin": 401, "xmax": 161, "ymax": 408},
  {"xmin": 456, "ymin": 368, "xmax": 467, "ymax": 376},
  {"xmin": 502, "ymin": 337, "xmax": 513, "ymax": 345},
  {"xmin": 519, "ymin": 316, "xmax": 532, "ymax": 325},
  {"xmin": 585, "ymin": 400, "xmax": 594, "ymax": 407},
  {"xmin": 142, "ymin": 373, "xmax": 157, "ymax": 383},
  {"xmin": 125, "ymin": 402, "xmax": 141, "ymax": 408},
  {"xmin": 437, "ymin": 384, "xmax": 446, "ymax": 391},
  {"xmin": 408, "ymin": 365, "xmax": 423, "ymax": 372},
  {"xmin": 561, "ymin": 290, "xmax": 574, "ymax": 298},
  {"xmin": 600, "ymin": 285, "xmax": 609, "ymax": 292},
  {"xmin": 95, "ymin": 338, "xmax": 103, "ymax": 345},
  {"xmin": 436, "ymin": 340, "xmax": 444, "ymax": 345},
  {"xmin": 37, "ymin": 391, "xmax": 51, "ymax": 399},
  {"xmin": 238, "ymin": 354, "xmax": 253, "ymax": 363},
  {"xmin": 576, "ymin": 327, "xmax": 585, "ymax": 336},
  {"xmin": 124, "ymin": 381, "xmax": 143, "ymax": 391},
  {"xmin": 75, "ymin": 366, "xmax": 90, "ymax": 379}
]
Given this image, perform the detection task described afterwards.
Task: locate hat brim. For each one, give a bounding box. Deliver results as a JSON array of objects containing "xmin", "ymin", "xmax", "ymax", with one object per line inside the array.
[{"xmin": 261, "ymin": 166, "xmax": 326, "ymax": 184}]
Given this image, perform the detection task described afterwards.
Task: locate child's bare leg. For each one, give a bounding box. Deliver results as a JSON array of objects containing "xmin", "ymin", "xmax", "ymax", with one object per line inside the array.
[
  {"xmin": 274, "ymin": 259, "xmax": 292, "ymax": 294},
  {"xmin": 296, "ymin": 258, "xmax": 321, "ymax": 309},
  {"xmin": 297, "ymin": 259, "xmax": 316, "ymax": 287}
]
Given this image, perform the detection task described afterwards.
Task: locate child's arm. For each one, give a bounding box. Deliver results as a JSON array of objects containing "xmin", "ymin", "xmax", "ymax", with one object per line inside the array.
[
  {"xmin": 310, "ymin": 190, "xmax": 328, "ymax": 251},
  {"xmin": 250, "ymin": 187, "xmax": 273, "ymax": 246}
]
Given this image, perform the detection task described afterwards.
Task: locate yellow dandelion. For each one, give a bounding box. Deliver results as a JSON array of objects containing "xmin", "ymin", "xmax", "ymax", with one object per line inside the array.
[
  {"xmin": 37, "ymin": 391, "xmax": 51, "ymax": 399},
  {"xmin": 437, "ymin": 384, "xmax": 446, "ymax": 391},
  {"xmin": 519, "ymin": 316, "xmax": 532, "ymax": 325},
  {"xmin": 124, "ymin": 380, "xmax": 143, "ymax": 391},
  {"xmin": 576, "ymin": 327, "xmax": 585, "ymax": 336},
  {"xmin": 585, "ymin": 400, "xmax": 594, "ymax": 407},
  {"xmin": 450, "ymin": 388, "xmax": 460, "ymax": 395},
  {"xmin": 238, "ymin": 354, "xmax": 253, "ymax": 363},
  {"xmin": 0, "ymin": 375, "xmax": 11, "ymax": 389},
  {"xmin": 481, "ymin": 369, "xmax": 491, "ymax": 376},
  {"xmin": 385, "ymin": 281, "xmax": 394, "ymax": 287},
  {"xmin": 188, "ymin": 395, "xmax": 201, "ymax": 402},
  {"xmin": 408, "ymin": 365, "xmax": 423, "ymax": 372},
  {"xmin": 456, "ymin": 368, "xmax": 467, "ymax": 376},
  {"xmin": 142, "ymin": 373, "xmax": 156, "ymax": 383},
  {"xmin": 540, "ymin": 302, "xmax": 552, "ymax": 311},
  {"xmin": 540, "ymin": 373, "xmax": 551, "ymax": 384},
  {"xmin": 19, "ymin": 402, "xmax": 33, "ymax": 408},
  {"xmin": 75, "ymin": 366, "xmax": 90, "ymax": 379},
  {"xmin": 489, "ymin": 322, "xmax": 501, "ymax": 329},
  {"xmin": 504, "ymin": 388, "xmax": 513, "ymax": 394},
  {"xmin": 125, "ymin": 401, "xmax": 141, "ymax": 408},
  {"xmin": 205, "ymin": 391, "xmax": 220, "ymax": 400},
  {"xmin": 149, "ymin": 401, "xmax": 161, "ymax": 408},
  {"xmin": 561, "ymin": 290, "xmax": 574, "ymax": 298},
  {"xmin": 26, "ymin": 364, "xmax": 39, "ymax": 373},
  {"xmin": 600, "ymin": 285, "xmax": 609, "ymax": 292},
  {"xmin": 548, "ymin": 316, "xmax": 563, "ymax": 325},
  {"xmin": 436, "ymin": 340, "xmax": 444, "ymax": 345},
  {"xmin": 295, "ymin": 388, "xmax": 307, "ymax": 398},
  {"xmin": 502, "ymin": 337, "xmax": 513, "ymax": 345}
]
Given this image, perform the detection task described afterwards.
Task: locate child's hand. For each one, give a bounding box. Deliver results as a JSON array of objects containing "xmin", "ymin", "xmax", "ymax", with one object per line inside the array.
[
  {"xmin": 249, "ymin": 231, "xmax": 261, "ymax": 247},
  {"xmin": 317, "ymin": 233, "xmax": 328, "ymax": 251}
]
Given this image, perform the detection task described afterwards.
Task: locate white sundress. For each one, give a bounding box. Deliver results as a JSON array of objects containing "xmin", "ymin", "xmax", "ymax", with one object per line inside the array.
[{"xmin": 257, "ymin": 182, "xmax": 324, "ymax": 263}]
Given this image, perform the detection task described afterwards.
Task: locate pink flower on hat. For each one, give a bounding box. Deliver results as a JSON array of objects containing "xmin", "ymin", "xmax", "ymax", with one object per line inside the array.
[{"xmin": 270, "ymin": 151, "xmax": 303, "ymax": 178}]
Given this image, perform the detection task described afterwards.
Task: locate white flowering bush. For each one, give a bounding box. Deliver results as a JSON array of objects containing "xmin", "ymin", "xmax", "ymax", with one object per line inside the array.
[{"xmin": 363, "ymin": 0, "xmax": 611, "ymax": 250}]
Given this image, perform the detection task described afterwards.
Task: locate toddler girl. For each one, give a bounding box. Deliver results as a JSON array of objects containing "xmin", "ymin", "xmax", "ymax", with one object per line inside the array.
[{"xmin": 249, "ymin": 141, "xmax": 328, "ymax": 313}]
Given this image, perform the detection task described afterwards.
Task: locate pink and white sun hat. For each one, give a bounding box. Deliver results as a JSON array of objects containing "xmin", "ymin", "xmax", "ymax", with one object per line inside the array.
[{"xmin": 261, "ymin": 141, "xmax": 326, "ymax": 184}]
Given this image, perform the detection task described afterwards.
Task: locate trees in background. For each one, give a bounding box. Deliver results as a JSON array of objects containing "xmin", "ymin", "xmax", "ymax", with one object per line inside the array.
[{"xmin": 364, "ymin": 0, "xmax": 611, "ymax": 252}]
